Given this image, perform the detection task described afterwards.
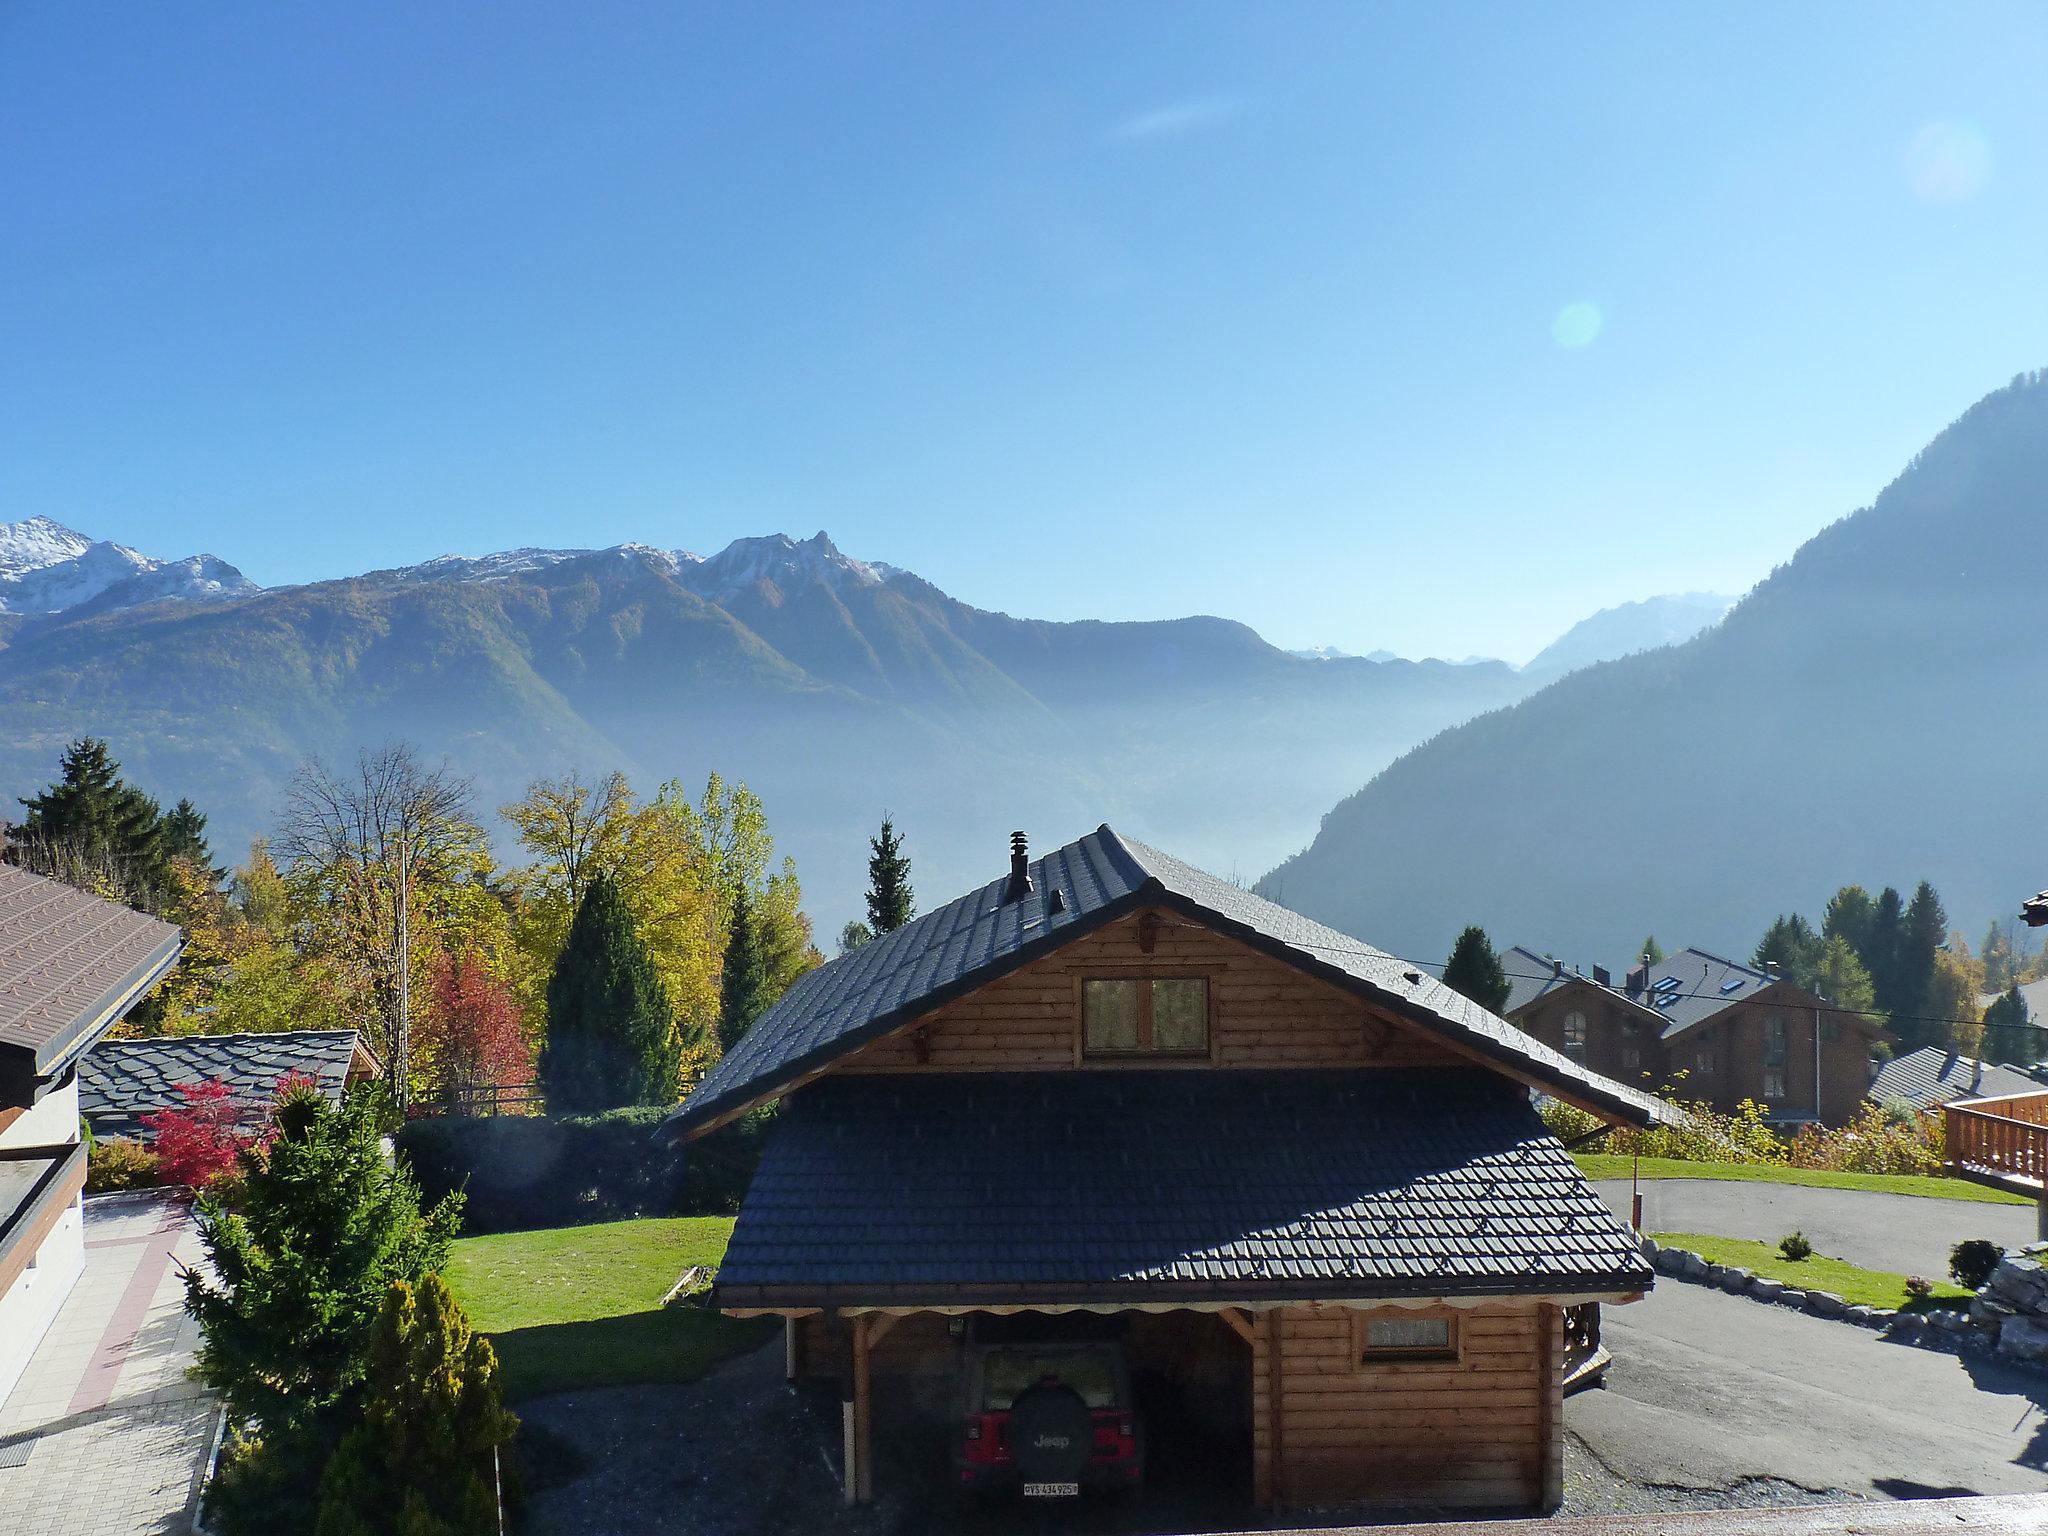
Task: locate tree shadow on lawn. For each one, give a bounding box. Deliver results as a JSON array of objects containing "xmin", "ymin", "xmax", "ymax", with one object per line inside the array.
[{"xmin": 488, "ymin": 1308, "xmax": 777, "ymax": 1401}]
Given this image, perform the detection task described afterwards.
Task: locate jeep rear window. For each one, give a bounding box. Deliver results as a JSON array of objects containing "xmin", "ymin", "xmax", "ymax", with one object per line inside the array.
[{"xmin": 980, "ymin": 1349, "xmax": 1118, "ymax": 1410}]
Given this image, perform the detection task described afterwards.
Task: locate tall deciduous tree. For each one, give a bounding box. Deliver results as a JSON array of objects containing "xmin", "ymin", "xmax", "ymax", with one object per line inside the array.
[
  {"xmin": 1812, "ymin": 935, "xmax": 1878, "ymax": 1018},
  {"xmin": 419, "ymin": 950, "xmax": 533, "ymax": 1113},
  {"xmin": 1443, "ymin": 926, "xmax": 1511, "ymax": 1014},
  {"xmin": 541, "ymin": 871, "xmax": 683, "ymax": 1112},
  {"xmin": 838, "ymin": 920, "xmax": 873, "ymax": 954},
  {"xmin": 717, "ymin": 888, "xmax": 771, "ymax": 1056},
  {"xmin": 186, "ymin": 1082, "xmax": 460, "ymax": 1534},
  {"xmin": 279, "ymin": 744, "xmax": 477, "ymax": 1108},
  {"xmin": 1822, "ymin": 885, "xmax": 1876, "ymax": 965},
  {"xmin": 313, "ymin": 1274, "xmax": 517, "ymax": 1536},
  {"xmin": 865, "ymin": 818, "xmax": 914, "ymax": 934}
]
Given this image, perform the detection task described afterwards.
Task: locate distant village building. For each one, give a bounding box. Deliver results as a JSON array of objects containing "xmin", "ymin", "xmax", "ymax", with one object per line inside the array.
[
  {"xmin": 0, "ymin": 866, "xmax": 182, "ymax": 1405},
  {"xmin": 664, "ymin": 825, "xmax": 1677, "ymax": 1513},
  {"xmin": 1504, "ymin": 946, "xmax": 1890, "ymax": 1127},
  {"xmin": 1868, "ymin": 1046, "xmax": 2039, "ymax": 1116}
]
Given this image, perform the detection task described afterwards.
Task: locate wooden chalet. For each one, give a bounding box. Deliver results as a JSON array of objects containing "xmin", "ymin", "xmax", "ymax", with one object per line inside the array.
[{"xmin": 664, "ymin": 827, "xmax": 1678, "ymax": 1513}]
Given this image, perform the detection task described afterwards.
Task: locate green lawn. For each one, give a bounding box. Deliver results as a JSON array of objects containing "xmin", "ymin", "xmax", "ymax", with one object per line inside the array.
[
  {"xmin": 1653, "ymin": 1231, "xmax": 1974, "ymax": 1311},
  {"xmin": 1575, "ymin": 1153, "xmax": 2030, "ymax": 1206},
  {"xmin": 447, "ymin": 1216, "xmax": 773, "ymax": 1400}
]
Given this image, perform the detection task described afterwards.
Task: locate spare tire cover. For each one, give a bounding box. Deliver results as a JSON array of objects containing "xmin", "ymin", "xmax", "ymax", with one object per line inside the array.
[{"xmin": 1008, "ymin": 1381, "xmax": 1093, "ymax": 1482}]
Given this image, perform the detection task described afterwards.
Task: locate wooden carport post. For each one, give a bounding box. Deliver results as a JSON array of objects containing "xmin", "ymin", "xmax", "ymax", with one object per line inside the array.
[{"xmin": 845, "ymin": 1314, "xmax": 873, "ymax": 1504}]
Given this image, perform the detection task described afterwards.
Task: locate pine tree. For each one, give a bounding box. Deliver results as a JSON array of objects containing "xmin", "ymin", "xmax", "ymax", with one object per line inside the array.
[
  {"xmin": 540, "ymin": 870, "xmax": 683, "ymax": 1112},
  {"xmin": 1443, "ymin": 926, "xmax": 1511, "ymax": 1014},
  {"xmin": 865, "ymin": 818, "xmax": 914, "ymax": 934},
  {"xmin": 717, "ymin": 888, "xmax": 771, "ymax": 1056},
  {"xmin": 186, "ymin": 1082, "xmax": 461, "ymax": 1533},
  {"xmin": 313, "ymin": 1274, "xmax": 518, "ymax": 1536},
  {"xmin": 1864, "ymin": 886, "xmax": 1907, "ymax": 1022},
  {"xmin": 161, "ymin": 797, "xmax": 217, "ymax": 874},
  {"xmin": 1822, "ymin": 885, "xmax": 1876, "ymax": 962},
  {"xmin": 1896, "ymin": 881, "xmax": 1949, "ymax": 1041},
  {"xmin": 1638, "ymin": 935, "xmax": 1665, "ymax": 968},
  {"xmin": 1982, "ymin": 984, "xmax": 2039, "ymax": 1067},
  {"xmin": 1754, "ymin": 914, "xmax": 1824, "ymax": 990},
  {"xmin": 11, "ymin": 738, "xmax": 170, "ymax": 901}
]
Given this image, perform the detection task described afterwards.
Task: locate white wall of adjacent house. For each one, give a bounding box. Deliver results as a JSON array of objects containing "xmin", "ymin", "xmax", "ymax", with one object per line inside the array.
[{"xmin": 0, "ymin": 1072, "xmax": 87, "ymax": 1410}]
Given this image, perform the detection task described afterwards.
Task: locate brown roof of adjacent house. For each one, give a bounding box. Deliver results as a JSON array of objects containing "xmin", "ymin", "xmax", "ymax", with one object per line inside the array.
[{"xmin": 0, "ymin": 864, "xmax": 184, "ymax": 1078}]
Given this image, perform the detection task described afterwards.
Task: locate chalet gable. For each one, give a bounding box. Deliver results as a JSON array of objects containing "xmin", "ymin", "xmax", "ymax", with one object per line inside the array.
[{"xmin": 664, "ymin": 825, "xmax": 1678, "ymax": 1139}]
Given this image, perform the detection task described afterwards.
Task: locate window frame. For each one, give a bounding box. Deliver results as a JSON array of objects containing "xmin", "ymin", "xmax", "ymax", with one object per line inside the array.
[
  {"xmin": 1562, "ymin": 1009, "xmax": 1588, "ymax": 1064},
  {"xmin": 1077, "ymin": 973, "xmax": 1215, "ymax": 1061},
  {"xmin": 1353, "ymin": 1310, "xmax": 1461, "ymax": 1366}
]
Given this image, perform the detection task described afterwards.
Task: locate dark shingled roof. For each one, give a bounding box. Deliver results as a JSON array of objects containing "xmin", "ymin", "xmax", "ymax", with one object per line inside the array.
[
  {"xmin": 712, "ymin": 1068, "xmax": 1654, "ymax": 1308},
  {"xmin": 666, "ymin": 825, "xmax": 1678, "ymax": 1138},
  {"xmin": 0, "ymin": 865, "xmax": 183, "ymax": 1078},
  {"xmin": 1626, "ymin": 948, "xmax": 1781, "ymax": 1038},
  {"xmin": 1868, "ymin": 1047, "xmax": 2041, "ymax": 1113},
  {"xmin": 80, "ymin": 1029, "xmax": 362, "ymax": 1142}
]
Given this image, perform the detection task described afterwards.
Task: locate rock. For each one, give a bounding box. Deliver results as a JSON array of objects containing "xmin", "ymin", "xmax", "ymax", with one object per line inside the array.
[
  {"xmin": 1640, "ymin": 1239, "xmax": 1660, "ymax": 1262},
  {"xmin": 1706, "ymin": 1264, "xmax": 1731, "ymax": 1287},
  {"xmin": 1930, "ymin": 1308, "xmax": 1970, "ymax": 1334},
  {"xmin": 1988, "ymin": 1256, "xmax": 2048, "ymax": 1310},
  {"xmin": 1653, "ymin": 1248, "xmax": 1685, "ymax": 1276},
  {"xmin": 1971, "ymin": 1296, "xmax": 2017, "ymax": 1326},
  {"xmin": 1886, "ymin": 1313, "xmax": 1925, "ymax": 1340},
  {"xmin": 1868, "ymin": 1308, "xmax": 1896, "ymax": 1327},
  {"xmin": 1679, "ymin": 1251, "xmax": 1710, "ymax": 1281},
  {"xmin": 1805, "ymin": 1290, "xmax": 1846, "ymax": 1318},
  {"xmin": 1845, "ymin": 1305, "xmax": 1875, "ymax": 1327},
  {"xmin": 1720, "ymin": 1268, "xmax": 1752, "ymax": 1294},
  {"xmin": 1778, "ymin": 1289, "xmax": 1807, "ymax": 1309},
  {"xmin": 1749, "ymin": 1277, "xmax": 1786, "ymax": 1302}
]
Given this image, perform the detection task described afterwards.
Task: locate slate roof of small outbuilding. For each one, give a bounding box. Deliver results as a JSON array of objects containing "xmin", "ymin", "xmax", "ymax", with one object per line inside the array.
[
  {"xmin": 0, "ymin": 864, "xmax": 183, "ymax": 1077},
  {"xmin": 80, "ymin": 1029, "xmax": 363, "ymax": 1142},
  {"xmin": 711, "ymin": 1067, "xmax": 1655, "ymax": 1307},
  {"xmin": 1868, "ymin": 1047, "xmax": 2041, "ymax": 1113},
  {"xmin": 666, "ymin": 825, "xmax": 1679, "ymax": 1138}
]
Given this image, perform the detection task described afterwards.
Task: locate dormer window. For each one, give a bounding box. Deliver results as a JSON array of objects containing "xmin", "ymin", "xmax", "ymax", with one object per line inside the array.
[{"xmin": 1083, "ymin": 977, "xmax": 1210, "ymax": 1057}]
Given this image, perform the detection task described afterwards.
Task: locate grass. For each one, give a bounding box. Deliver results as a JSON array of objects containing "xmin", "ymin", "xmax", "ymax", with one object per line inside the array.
[
  {"xmin": 447, "ymin": 1216, "xmax": 773, "ymax": 1400},
  {"xmin": 1575, "ymin": 1153, "xmax": 2031, "ymax": 1205},
  {"xmin": 1652, "ymin": 1231, "xmax": 1974, "ymax": 1311}
]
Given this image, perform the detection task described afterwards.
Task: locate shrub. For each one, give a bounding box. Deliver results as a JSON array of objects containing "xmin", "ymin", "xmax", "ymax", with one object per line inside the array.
[
  {"xmin": 187, "ymin": 1082, "xmax": 463, "ymax": 1534},
  {"xmin": 313, "ymin": 1274, "xmax": 518, "ymax": 1536},
  {"xmin": 1784, "ymin": 1102, "xmax": 1944, "ymax": 1176},
  {"xmin": 1905, "ymin": 1274, "xmax": 1934, "ymax": 1299},
  {"xmin": 87, "ymin": 1136, "xmax": 160, "ymax": 1193},
  {"xmin": 1950, "ymin": 1239, "xmax": 2006, "ymax": 1291},
  {"xmin": 144, "ymin": 1079, "xmax": 262, "ymax": 1189},
  {"xmin": 1778, "ymin": 1231, "xmax": 1813, "ymax": 1262}
]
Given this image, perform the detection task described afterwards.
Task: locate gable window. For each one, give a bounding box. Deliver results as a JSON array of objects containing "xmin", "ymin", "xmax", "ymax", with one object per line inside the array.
[
  {"xmin": 1763, "ymin": 1015, "xmax": 1787, "ymax": 1101},
  {"xmin": 1356, "ymin": 1314, "xmax": 1458, "ymax": 1362},
  {"xmin": 1082, "ymin": 977, "xmax": 1210, "ymax": 1057},
  {"xmin": 1562, "ymin": 1011, "xmax": 1587, "ymax": 1064}
]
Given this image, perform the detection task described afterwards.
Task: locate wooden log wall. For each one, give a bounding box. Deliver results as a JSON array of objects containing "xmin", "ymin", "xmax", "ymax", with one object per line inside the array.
[
  {"xmin": 836, "ymin": 908, "xmax": 1464, "ymax": 1074},
  {"xmin": 1252, "ymin": 1302, "xmax": 1556, "ymax": 1510}
]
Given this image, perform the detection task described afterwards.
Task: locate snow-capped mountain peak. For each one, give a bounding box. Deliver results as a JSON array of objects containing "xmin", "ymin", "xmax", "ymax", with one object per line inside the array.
[
  {"xmin": 685, "ymin": 531, "xmax": 889, "ymax": 602},
  {"xmin": 0, "ymin": 517, "xmax": 258, "ymax": 616}
]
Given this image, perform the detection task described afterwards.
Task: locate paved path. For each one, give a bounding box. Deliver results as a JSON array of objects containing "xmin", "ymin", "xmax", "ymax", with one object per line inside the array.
[
  {"xmin": 0, "ymin": 1191, "xmax": 217, "ymax": 1536},
  {"xmin": 1570, "ymin": 1282, "xmax": 2048, "ymax": 1499},
  {"xmin": 1593, "ymin": 1179, "xmax": 2037, "ymax": 1278}
]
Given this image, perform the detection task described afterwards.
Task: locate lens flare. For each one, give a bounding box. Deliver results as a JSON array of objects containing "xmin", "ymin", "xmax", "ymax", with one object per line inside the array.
[
  {"xmin": 1551, "ymin": 301, "xmax": 1603, "ymax": 349},
  {"xmin": 1904, "ymin": 121, "xmax": 1990, "ymax": 203}
]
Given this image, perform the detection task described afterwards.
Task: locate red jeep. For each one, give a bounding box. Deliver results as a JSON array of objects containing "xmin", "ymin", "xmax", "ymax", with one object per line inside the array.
[{"xmin": 955, "ymin": 1340, "xmax": 1144, "ymax": 1500}]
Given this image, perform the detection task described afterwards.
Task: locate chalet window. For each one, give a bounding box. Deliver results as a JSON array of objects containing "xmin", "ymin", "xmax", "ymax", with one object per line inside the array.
[
  {"xmin": 1082, "ymin": 977, "xmax": 1209, "ymax": 1057},
  {"xmin": 1562, "ymin": 1011, "xmax": 1587, "ymax": 1064},
  {"xmin": 1696, "ymin": 1046, "xmax": 1714, "ymax": 1077},
  {"xmin": 1357, "ymin": 1314, "xmax": 1458, "ymax": 1362},
  {"xmin": 1762, "ymin": 1015, "xmax": 1787, "ymax": 1101}
]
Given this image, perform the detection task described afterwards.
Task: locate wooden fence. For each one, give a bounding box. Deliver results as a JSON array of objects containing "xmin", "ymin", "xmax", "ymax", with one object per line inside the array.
[{"xmin": 1945, "ymin": 1088, "xmax": 2048, "ymax": 1192}]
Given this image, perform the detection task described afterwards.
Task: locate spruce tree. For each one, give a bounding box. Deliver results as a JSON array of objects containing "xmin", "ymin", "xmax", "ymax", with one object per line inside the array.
[
  {"xmin": 1897, "ymin": 881, "xmax": 1949, "ymax": 1040},
  {"xmin": 1982, "ymin": 984, "xmax": 2038, "ymax": 1067},
  {"xmin": 1865, "ymin": 886, "xmax": 1907, "ymax": 1020},
  {"xmin": 186, "ymin": 1082, "xmax": 461, "ymax": 1533},
  {"xmin": 11, "ymin": 737, "xmax": 169, "ymax": 900},
  {"xmin": 1822, "ymin": 885, "xmax": 1876, "ymax": 963},
  {"xmin": 865, "ymin": 817, "xmax": 914, "ymax": 934},
  {"xmin": 717, "ymin": 888, "xmax": 771, "ymax": 1056},
  {"xmin": 1638, "ymin": 935, "xmax": 1665, "ymax": 968},
  {"xmin": 313, "ymin": 1274, "xmax": 518, "ymax": 1536},
  {"xmin": 1754, "ymin": 914, "xmax": 1824, "ymax": 990},
  {"xmin": 1443, "ymin": 926, "xmax": 1511, "ymax": 1014},
  {"xmin": 541, "ymin": 870, "xmax": 683, "ymax": 1112}
]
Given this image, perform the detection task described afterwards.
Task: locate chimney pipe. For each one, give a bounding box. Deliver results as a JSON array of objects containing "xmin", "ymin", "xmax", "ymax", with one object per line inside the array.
[{"xmin": 1005, "ymin": 831, "xmax": 1033, "ymax": 902}]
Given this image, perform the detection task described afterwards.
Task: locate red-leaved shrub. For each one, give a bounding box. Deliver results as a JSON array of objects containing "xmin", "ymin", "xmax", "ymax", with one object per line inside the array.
[{"xmin": 141, "ymin": 1079, "xmax": 258, "ymax": 1189}]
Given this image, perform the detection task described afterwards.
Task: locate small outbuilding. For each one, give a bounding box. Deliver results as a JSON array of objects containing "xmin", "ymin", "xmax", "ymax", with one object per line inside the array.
[
  {"xmin": 79, "ymin": 1027, "xmax": 377, "ymax": 1143},
  {"xmin": 665, "ymin": 825, "xmax": 1677, "ymax": 1513}
]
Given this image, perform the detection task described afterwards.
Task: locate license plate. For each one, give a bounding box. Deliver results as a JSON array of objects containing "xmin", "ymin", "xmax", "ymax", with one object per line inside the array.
[{"xmin": 1023, "ymin": 1482, "xmax": 1080, "ymax": 1498}]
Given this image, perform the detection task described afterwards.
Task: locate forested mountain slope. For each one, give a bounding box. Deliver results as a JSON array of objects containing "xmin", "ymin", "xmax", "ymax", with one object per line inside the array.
[{"xmin": 1259, "ymin": 371, "xmax": 2048, "ymax": 965}]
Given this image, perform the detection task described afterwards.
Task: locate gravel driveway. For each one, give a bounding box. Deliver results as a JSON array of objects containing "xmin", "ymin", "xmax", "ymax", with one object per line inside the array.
[{"xmin": 1592, "ymin": 1179, "xmax": 2036, "ymax": 1278}]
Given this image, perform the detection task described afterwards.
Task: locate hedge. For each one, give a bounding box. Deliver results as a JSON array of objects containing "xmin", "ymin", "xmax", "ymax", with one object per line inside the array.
[{"xmin": 394, "ymin": 1104, "xmax": 774, "ymax": 1235}]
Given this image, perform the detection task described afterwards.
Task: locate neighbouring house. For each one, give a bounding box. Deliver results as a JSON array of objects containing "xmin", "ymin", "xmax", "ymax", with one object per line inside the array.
[
  {"xmin": 0, "ymin": 865, "xmax": 182, "ymax": 1405},
  {"xmin": 79, "ymin": 1028, "xmax": 378, "ymax": 1143},
  {"xmin": 663, "ymin": 825, "xmax": 1676, "ymax": 1513},
  {"xmin": 1868, "ymin": 1045, "xmax": 2040, "ymax": 1116},
  {"xmin": 1507, "ymin": 946, "xmax": 1890, "ymax": 1127},
  {"xmin": 1501, "ymin": 947, "xmax": 1665, "ymax": 1090}
]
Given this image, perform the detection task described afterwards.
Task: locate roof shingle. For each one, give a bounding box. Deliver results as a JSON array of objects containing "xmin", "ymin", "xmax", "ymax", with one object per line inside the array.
[
  {"xmin": 0, "ymin": 865, "xmax": 183, "ymax": 1076},
  {"xmin": 80, "ymin": 1030, "xmax": 362, "ymax": 1142}
]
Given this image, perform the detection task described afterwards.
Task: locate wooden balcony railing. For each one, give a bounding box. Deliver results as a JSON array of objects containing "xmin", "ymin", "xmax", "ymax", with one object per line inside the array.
[{"xmin": 1945, "ymin": 1089, "xmax": 2048, "ymax": 1196}]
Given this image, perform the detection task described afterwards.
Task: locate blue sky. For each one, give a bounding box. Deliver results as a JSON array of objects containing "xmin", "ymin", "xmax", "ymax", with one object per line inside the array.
[{"xmin": 4, "ymin": 3, "xmax": 2045, "ymax": 662}]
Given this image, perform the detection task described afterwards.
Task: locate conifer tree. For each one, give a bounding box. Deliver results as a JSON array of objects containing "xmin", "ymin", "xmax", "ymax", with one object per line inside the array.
[
  {"xmin": 1637, "ymin": 935, "xmax": 1665, "ymax": 968},
  {"xmin": 717, "ymin": 888, "xmax": 771, "ymax": 1056},
  {"xmin": 1896, "ymin": 881, "xmax": 1949, "ymax": 1042},
  {"xmin": 1443, "ymin": 926, "xmax": 1511, "ymax": 1014},
  {"xmin": 1754, "ymin": 914, "xmax": 1824, "ymax": 990},
  {"xmin": 186, "ymin": 1082, "xmax": 461, "ymax": 1533},
  {"xmin": 865, "ymin": 818, "xmax": 914, "ymax": 934},
  {"xmin": 1864, "ymin": 886, "xmax": 1907, "ymax": 1020},
  {"xmin": 540, "ymin": 870, "xmax": 683, "ymax": 1111},
  {"xmin": 11, "ymin": 737, "xmax": 170, "ymax": 901},
  {"xmin": 313, "ymin": 1274, "xmax": 518, "ymax": 1536},
  {"xmin": 1982, "ymin": 984, "xmax": 2039, "ymax": 1067},
  {"xmin": 1822, "ymin": 885, "xmax": 1876, "ymax": 964}
]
